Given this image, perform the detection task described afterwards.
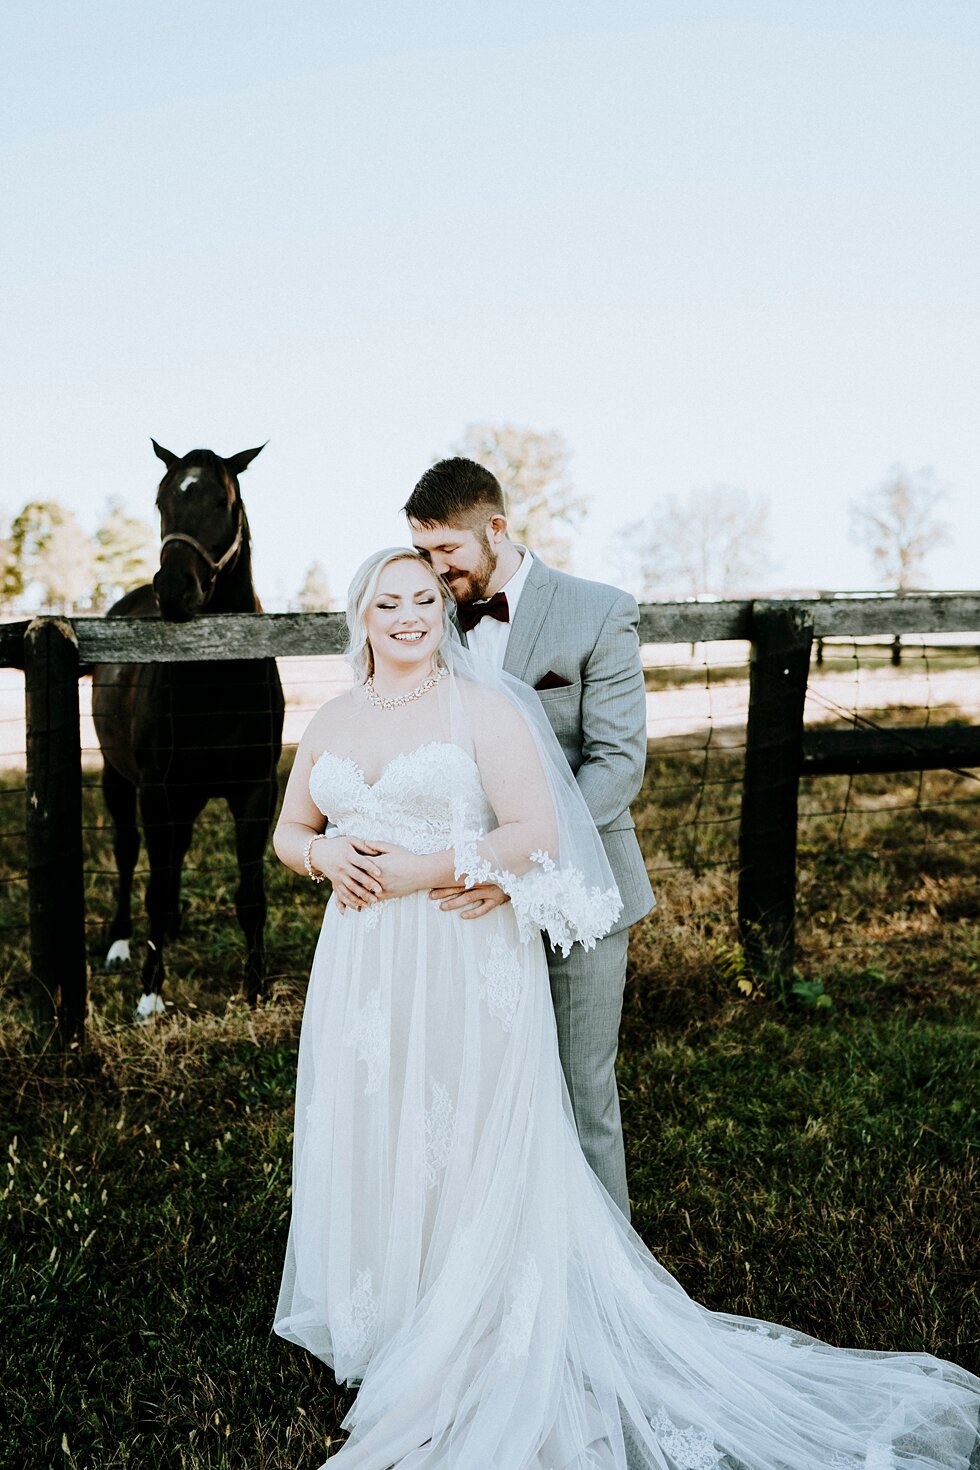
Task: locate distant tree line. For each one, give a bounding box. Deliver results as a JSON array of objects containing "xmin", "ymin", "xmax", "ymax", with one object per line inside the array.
[
  {"xmin": 451, "ymin": 424, "xmax": 953, "ymax": 598},
  {"xmin": 612, "ymin": 466, "xmax": 951, "ymax": 601},
  {"xmin": 0, "ymin": 442, "xmax": 955, "ymax": 619},
  {"xmin": 0, "ymin": 494, "xmax": 340, "ymax": 618},
  {"xmin": 0, "ymin": 499, "xmax": 158, "ymax": 616}
]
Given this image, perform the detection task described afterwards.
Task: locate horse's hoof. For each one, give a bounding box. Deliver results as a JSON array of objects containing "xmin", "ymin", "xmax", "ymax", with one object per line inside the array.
[
  {"xmin": 135, "ymin": 991, "xmax": 166, "ymax": 1022},
  {"xmin": 105, "ymin": 938, "xmax": 132, "ymax": 970}
]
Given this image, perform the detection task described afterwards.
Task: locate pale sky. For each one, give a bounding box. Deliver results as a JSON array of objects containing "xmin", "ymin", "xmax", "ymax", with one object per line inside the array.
[{"xmin": 3, "ymin": 0, "xmax": 978, "ymax": 608}]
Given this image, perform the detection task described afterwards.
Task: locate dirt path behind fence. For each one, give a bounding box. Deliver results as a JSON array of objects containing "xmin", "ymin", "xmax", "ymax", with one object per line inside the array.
[{"xmin": 1, "ymin": 649, "xmax": 977, "ymax": 770}]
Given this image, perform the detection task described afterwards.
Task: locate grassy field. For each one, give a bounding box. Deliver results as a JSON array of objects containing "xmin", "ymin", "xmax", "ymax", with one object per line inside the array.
[{"xmin": 1, "ymin": 727, "xmax": 978, "ymax": 1469}]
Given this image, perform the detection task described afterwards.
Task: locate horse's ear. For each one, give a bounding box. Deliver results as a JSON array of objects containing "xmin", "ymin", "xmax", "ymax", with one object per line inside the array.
[
  {"xmin": 151, "ymin": 439, "xmax": 179, "ymax": 469},
  {"xmin": 225, "ymin": 443, "xmax": 267, "ymax": 477}
]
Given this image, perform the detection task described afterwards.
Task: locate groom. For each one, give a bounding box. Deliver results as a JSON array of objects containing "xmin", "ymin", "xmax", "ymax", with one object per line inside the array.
[{"xmin": 403, "ymin": 457, "xmax": 654, "ymax": 1219}]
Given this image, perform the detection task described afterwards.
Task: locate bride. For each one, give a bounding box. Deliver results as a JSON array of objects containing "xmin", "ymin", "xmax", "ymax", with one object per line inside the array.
[{"xmin": 272, "ymin": 548, "xmax": 979, "ymax": 1470}]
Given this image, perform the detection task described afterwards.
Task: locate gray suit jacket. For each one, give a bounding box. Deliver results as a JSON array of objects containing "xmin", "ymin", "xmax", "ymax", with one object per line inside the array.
[{"xmin": 487, "ymin": 551, "xmax": 654, "ymax": 931}]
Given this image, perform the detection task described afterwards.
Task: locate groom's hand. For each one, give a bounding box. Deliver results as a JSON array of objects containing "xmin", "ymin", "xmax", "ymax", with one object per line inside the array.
[
  {"xmin": 371, "ymin": 843, "xmax": 430, "ymax": 900},
  {"xmin": 429, "ymin": 883, "xmax": 511, "ymax": 919}
]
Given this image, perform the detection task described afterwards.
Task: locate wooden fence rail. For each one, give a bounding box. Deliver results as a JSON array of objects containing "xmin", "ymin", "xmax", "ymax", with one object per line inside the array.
[
  {"xmin": 2, "ymin": 593, "xmax": 979, "ymax": 1041},
  {"xmin": 3, "ymin": 593, "xmax": 980, "ymax": 669}
]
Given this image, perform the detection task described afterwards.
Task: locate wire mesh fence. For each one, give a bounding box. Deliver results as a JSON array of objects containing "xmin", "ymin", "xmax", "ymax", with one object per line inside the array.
[
  {"xmin": 1, "ymin": 618, "xmax": 978, "ymax": 1020},
  {"xmin": 634, "ymin": 634, "xmax": 980, "ymax": 1008},
  {"xmin": 641, "ymin": 640, "xmax": 749, "ymax": 882},
  {"xmin": 796, "ymin": 637, "xmax": 980, "ymax": 979}
]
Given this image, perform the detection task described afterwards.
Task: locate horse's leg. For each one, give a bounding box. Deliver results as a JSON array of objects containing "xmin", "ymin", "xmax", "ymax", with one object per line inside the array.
[
  {"xmin": 136, "ymin": 784, "xmax": 206, "ymax": 1020},
  {"xmin": 101, "ymin": 760, "xmax": 140, "ymax": 970},
  {"xmin": 227, "ymin": 776, "xmax": 278, "ymax": 1005}
]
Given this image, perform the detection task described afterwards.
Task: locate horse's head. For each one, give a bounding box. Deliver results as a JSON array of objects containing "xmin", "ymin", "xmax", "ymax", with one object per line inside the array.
[{"xmin": 151, "ymin": 441, "xmax": 265, "ymax": 620}]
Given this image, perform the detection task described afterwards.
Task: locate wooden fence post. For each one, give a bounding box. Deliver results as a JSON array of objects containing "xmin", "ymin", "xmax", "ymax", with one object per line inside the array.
[
  {"xmin": 24, "ymin": 617, "xmax": 87, "ymax": 1043},
  {"xmin": 738, "ymin": 603, "xmax": 814, "ymax": 980}
]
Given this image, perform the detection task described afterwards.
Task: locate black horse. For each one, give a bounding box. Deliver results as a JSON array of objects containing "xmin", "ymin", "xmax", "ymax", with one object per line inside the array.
[{"xmin": 92, "ymin": 441, "xmax": 285, "ymax": 1018}]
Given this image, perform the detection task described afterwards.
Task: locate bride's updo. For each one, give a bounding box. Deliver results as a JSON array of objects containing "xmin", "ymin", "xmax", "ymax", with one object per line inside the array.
[{"xmin": 345, "ymin": 547, "xmax": 455, "ymax": 684}]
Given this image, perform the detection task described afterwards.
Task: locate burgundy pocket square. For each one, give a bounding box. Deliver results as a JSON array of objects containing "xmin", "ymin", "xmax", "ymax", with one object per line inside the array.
[{"xmin": 535, "ymin": 671, "xmax": 572, "ymax": 691}]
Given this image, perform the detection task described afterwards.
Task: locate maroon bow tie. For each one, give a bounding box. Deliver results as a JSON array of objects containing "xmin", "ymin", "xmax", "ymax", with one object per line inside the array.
[{"xmin": 457, "ymin": 590, "xmax": 509, "ymax": 633}]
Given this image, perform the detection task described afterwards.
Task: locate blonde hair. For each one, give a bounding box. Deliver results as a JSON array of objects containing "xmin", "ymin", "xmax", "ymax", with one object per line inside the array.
[{"xmin": 344, "ymin": 547, "xmax": 454, "ymax": 684}]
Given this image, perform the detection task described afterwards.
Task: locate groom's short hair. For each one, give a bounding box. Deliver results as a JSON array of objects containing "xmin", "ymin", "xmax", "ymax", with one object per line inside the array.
[{"xmin": 403, "ymin": 457, "xmax": 506, "ymax": 529}]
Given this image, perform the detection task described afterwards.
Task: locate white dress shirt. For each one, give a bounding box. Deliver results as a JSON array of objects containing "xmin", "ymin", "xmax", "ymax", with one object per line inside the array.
[{"xmin": 464, "ymin": 547, "xmax": 532, "ymax": 669}]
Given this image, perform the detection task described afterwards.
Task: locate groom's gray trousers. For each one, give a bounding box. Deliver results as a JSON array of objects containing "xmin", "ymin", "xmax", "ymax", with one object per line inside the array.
[{"xmin": 548, "ymin": 928, "xmax": 631, "ymax": 1218}]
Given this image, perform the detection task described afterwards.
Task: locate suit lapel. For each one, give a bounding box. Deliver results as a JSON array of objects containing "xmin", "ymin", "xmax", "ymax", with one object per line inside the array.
[
  {"xmin": 503, "ymin": 552, "xmax": 556, "ymax": 682},
  {"xmin": 450, "ymin": 609, "xmax": 468, "ymax": 650}
]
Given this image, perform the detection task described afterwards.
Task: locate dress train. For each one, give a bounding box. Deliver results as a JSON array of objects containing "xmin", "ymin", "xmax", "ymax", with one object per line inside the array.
[{"xmin": 274, "ymin": 743, "xmax": 980, "ymax": 1469}]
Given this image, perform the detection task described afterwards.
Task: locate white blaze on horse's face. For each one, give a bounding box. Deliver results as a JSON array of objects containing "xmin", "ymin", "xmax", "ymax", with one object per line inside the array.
[{"xmin": 178, "ymin": 469, "xmax": 203, "ymax": 493}]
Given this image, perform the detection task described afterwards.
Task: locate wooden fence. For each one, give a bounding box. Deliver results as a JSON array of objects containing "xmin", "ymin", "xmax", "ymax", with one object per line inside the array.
[{"xmin": 2, "ymin": 593, "xmax": 979, "ymax": 1041}]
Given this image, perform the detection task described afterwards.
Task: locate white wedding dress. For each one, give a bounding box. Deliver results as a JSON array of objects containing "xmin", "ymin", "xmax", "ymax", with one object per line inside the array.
[{"xmin": 274, "ymin": 740, "xmax": 980, "ymax": 1470}]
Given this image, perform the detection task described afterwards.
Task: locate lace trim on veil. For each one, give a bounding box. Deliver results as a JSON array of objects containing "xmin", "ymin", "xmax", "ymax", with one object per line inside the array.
[
  {"xmin": 441, "ymin": 637, "xmax": 625, "ymax": 956},
  {"xmin": 453, "ymin": 836, "xmax": 622, "ymax": 957}
]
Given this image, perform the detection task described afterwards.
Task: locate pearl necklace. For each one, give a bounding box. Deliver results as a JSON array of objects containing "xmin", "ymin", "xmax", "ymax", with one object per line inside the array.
[{"xmin": 365, "ymin": 666, "xmax": 446, "ymax": 711}]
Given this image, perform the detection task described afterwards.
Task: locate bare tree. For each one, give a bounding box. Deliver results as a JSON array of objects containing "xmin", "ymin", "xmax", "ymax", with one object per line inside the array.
[
  {"xmin": 92, "ymin": 498, "xmax": 157, "ymax": 611},
  {"xmin": 295, "ymin": 560, "xmax": 333, "ymax": 612},
  {"xmin": 452, "ymin": 423, "xmax": 589, "ymax": 570},
  {"xmin": 8, "ymin": 500, "xmax": 96, "ymax": 612},
  {"xmin": 613, "ymin": 486, "xmax": 772, "ymax": 600},
  {"xmin": 849, "ymin": 466, "xmax": 950, "ymax": 590}
]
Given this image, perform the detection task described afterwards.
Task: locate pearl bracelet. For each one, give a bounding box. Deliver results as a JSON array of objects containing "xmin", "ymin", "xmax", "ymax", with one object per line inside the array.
[{"xmin": 303, "ymin": 833, "xmax": 327, "ymax": 884}]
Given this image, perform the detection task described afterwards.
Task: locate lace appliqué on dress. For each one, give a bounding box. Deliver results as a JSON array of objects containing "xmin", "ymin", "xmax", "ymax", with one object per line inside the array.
[
  {"xmin": 479, "ymin": 933, "xmax": 523, "ymax": 1031},
  {"xmin": 333, "ymin": 1268, "xmax": 379, "ymax": 1362},
  {"xmin": 605, "ymin": 1227, "xmax": 654, "ymax": 1301},
  {"xmin": 421, "ymin": 1079, "xmax": 455, "ymax": 1188},
  {"xmin": 829, "ymin": 1450, "xmax": 893, "ymax": 1470},
  {"xmin": 344, "ymin": 989, "xmax": 389, "ymax": 1094},
  {"xmin": 352, "ymin": 900, "xmax": 384, "ymax": 930},
  {"xmin": 649, "ymin": 1408, "xmax": 723, "ymax": 1470},
  {"xmin": 494, "ymin": 1257, "xmax": 543, "ymax": 1369},
  {"xmin": 311, "ymin": 742, "xmax": 486, "ymax": 858}
]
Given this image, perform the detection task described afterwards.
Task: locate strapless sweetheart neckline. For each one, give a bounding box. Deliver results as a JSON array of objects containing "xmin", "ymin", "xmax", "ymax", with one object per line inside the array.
[{"xmin": 311, "ymin": 740, "xmax": 476, "ymax": 792}]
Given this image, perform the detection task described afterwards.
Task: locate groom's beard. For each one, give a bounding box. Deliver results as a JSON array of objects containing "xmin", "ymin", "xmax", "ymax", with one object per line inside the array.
[{"xmin": 445, "ymin": 536, "xmax": 497, "ymax": 608}]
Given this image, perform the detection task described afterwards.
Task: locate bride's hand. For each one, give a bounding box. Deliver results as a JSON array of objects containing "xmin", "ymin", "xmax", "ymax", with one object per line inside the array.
[
  {"xmin": 313, "ymin": 836, "xmax": 384, "ymax": 911},
  {"xmin": 371, "ymin": 843, "xmax": 430, "ymax": 900}
]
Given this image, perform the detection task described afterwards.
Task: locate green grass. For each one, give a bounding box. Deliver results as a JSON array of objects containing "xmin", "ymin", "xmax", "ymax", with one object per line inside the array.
[
  {"xmin": 619, "ymin": 1008, "xmax": 978, "ymax": 1358},
  {"xmin": 1, "ymin": 733, "xmax": 978, "ymax": 1468},
  {"xmin": 2, "ymin": 1005, "xmax": 351, "ymax": 1470}
]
